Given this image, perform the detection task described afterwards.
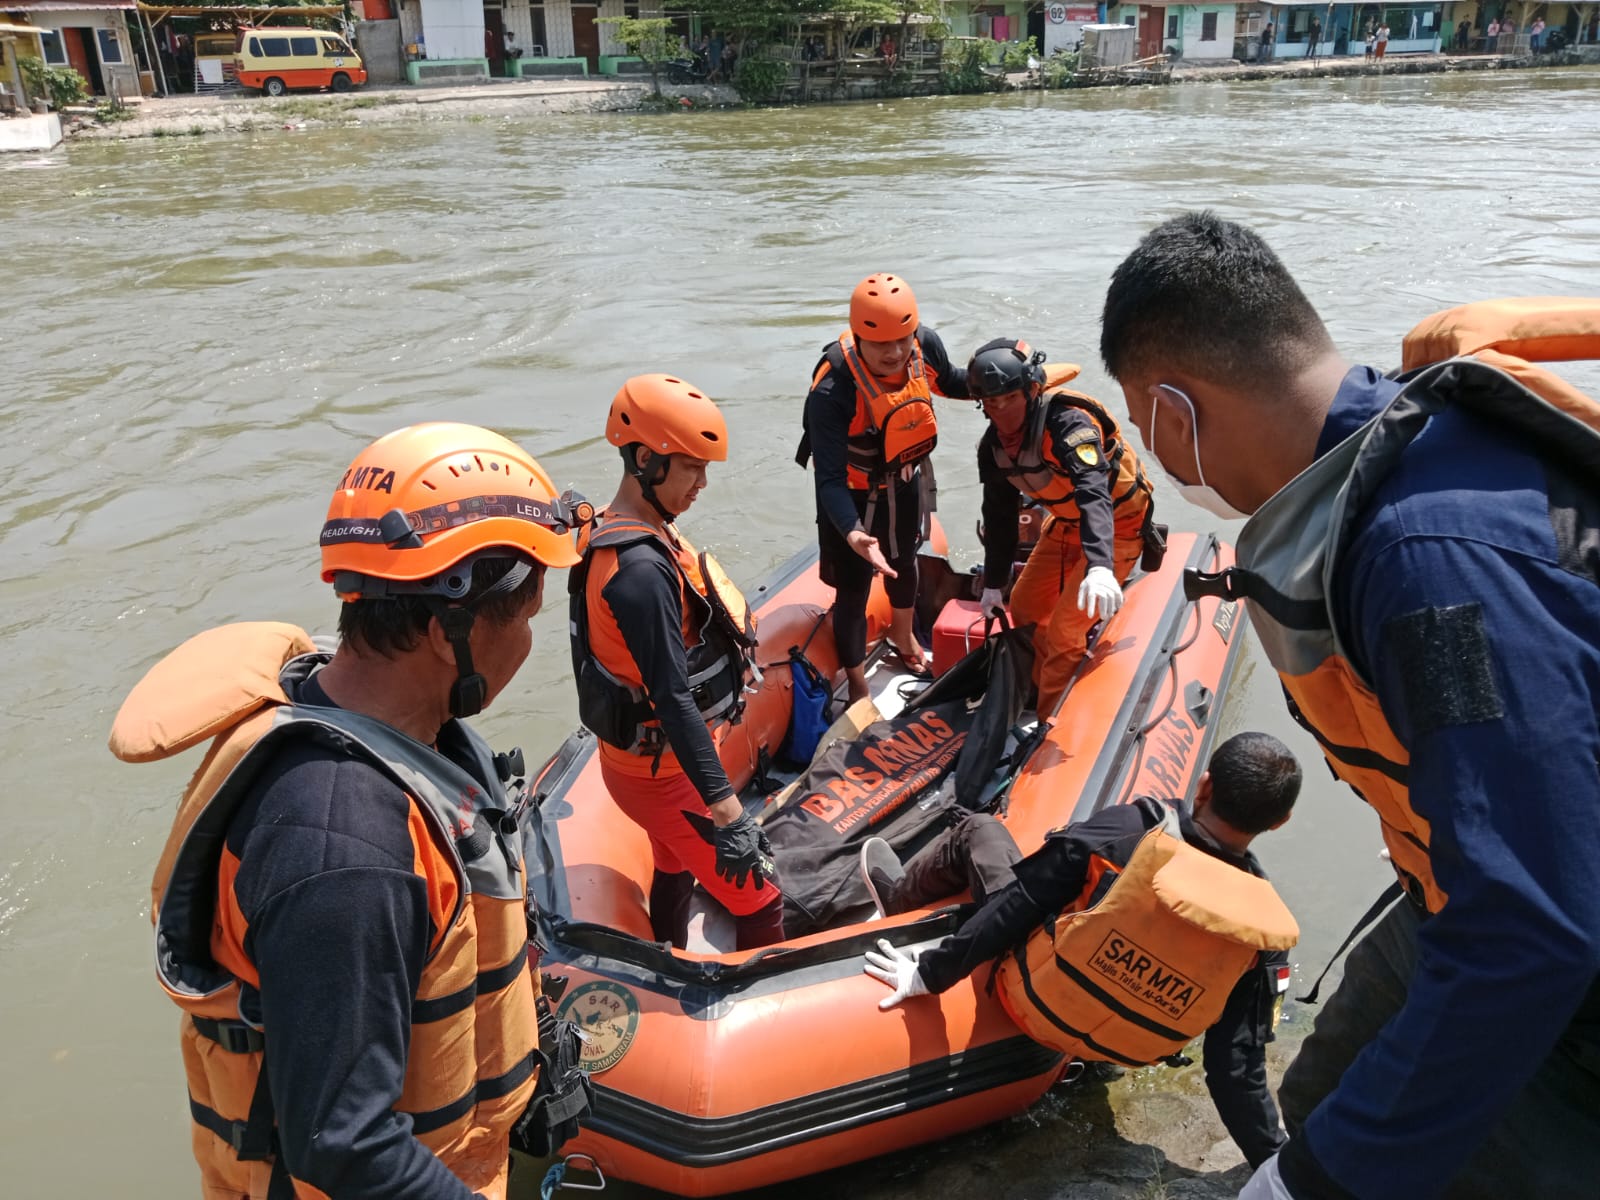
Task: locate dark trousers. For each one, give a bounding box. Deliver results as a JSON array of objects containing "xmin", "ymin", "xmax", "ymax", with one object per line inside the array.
[
  {"xmin": 891, "ymin": 813, "xmax": 1022, "ymax": 911},
  {"xmin": 1281, "ymin": 900, "xmax": 1600, "ymax": 1198},
  {"xmin": 819, "ymin": 479, "xmax": 922, "ymax": 668}
]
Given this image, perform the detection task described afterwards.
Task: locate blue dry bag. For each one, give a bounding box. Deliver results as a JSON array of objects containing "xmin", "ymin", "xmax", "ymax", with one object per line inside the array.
[{"xmin": 780, "ymin": 648, "xmax": 833, "ymax": 765}]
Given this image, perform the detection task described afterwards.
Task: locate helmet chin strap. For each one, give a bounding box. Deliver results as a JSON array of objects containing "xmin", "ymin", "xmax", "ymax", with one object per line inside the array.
[
  {"xmin": 621, "ymin": 444, "xmax": 676, "ymax": 523},
  {"xmin": 425, "ymin": 599, "xmax": 488, "ymax": 719}
]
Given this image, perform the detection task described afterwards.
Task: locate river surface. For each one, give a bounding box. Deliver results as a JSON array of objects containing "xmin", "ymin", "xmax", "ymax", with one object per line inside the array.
[{"xmin": 3, "ymin": 67, "xmax": 1599, "ymax": 1198}]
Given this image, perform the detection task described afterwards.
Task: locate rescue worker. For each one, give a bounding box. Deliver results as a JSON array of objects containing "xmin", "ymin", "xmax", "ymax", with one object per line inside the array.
[
  {"xmin": 571, "ymin": 374, "xmax": 784, "ymax": 950},
  {"xmin": 1100, "ymin": 212, "xmax": 1600, "ymax": 1199},
  {"xmin": 797, "ymin": 273, "xmax": 970, "ymax": 702},
  {"xmin": 968, "ymin": 337, "xmax": 1157, "ymax": 716},
  {"xmin": 860, "ymin": 732, "xmax": 1302, "ymax": 1169},
  {"xmin": 111, "ymin": 423, "xmax": 593, "ymax": 1199}
]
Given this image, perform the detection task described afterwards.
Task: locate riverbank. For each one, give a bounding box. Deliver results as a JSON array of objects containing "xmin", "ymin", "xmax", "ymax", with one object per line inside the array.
[
  {"xmin": 48, "ymin": 44, "xmax": 1600, "ymax": 143},
  {"xmin": 65, "ymin": 76, "xmax": 741, "ymax": 141}
]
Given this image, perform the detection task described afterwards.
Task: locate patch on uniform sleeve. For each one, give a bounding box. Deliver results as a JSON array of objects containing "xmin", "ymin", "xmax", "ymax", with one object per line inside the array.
[
  {"xmin": 1064, "ymin": 426, "xmax": 1098, "ymax": 447},
  {"xmin": 1075, "ymin": 442, "xmax": 1101, "ymax": 466},
  {"xmin": 1381, "ymin": 603, "xmax": 1504, "ymax": 736}
]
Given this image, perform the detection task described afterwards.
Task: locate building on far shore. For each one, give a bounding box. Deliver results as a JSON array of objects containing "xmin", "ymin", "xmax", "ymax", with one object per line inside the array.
[
  {"xmin": 1, "ymin": 0, "xmax": 145, "ymax": 97},
  {"xmin": 390, "ymin": 0, "xmax": 667, "ymax": 78}
]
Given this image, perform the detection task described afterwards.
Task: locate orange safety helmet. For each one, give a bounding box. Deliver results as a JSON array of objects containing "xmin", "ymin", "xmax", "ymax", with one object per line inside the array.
[
  {"xmin": 849, "ymin": 274, "xmax": 919, "ymax": 342},
  {"xmin": 606, "ymin": 374, "xmax": 729, "ymax": 463},
  {"xmin": 320, "ymin": 422, "xmax": 588, "ymax": 600}
]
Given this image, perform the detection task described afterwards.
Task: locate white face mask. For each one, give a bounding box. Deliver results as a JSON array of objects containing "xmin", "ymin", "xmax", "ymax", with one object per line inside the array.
[{"xmin": 1148, "ymin": 384, "xmax": 1250, "ymax": 521}]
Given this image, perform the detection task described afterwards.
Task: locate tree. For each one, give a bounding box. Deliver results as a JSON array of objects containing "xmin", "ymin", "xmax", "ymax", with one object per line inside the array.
[{"xmin": 598, "ymin": 16, "xmax": 680, "ymax": 97}]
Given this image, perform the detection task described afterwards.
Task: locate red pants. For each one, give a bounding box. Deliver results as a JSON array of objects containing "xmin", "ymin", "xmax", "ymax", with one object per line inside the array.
[{"xmin": 601, "ymin": 760, "xmax": 781, "ymax": 919}]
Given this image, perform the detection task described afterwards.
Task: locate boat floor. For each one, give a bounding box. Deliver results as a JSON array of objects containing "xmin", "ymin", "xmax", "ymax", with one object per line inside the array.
[{"xmin": 683, "ymin": 645, "xmax": 1038, "ymax": 954}]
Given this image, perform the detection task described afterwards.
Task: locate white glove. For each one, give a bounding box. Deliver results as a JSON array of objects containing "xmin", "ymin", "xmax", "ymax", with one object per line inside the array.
[
  {"xmin": 979, "ymin": 587, "xmax": 1005, "ymax": 617},
  {"xmin": 1238, "ymin": 1154, "xmax": 1294, "ymax": 1200},
  {"xmin": 863, "ymin": 938, "xmax": 930, "ymax": 1010},
  {"xmin": 1077, "ymin": 565, "xmax": 1124, "ymax": 621}
]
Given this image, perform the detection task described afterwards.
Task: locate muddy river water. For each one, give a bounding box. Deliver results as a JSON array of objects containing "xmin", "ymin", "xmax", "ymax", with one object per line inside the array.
[{"xmin": 3, "ymin": 65, "xmax": 1599, "ymax": 1197}]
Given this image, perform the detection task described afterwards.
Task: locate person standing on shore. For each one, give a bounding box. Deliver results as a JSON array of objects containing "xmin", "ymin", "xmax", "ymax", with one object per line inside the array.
[
  {"xmin": 1307, "ymin": 18, "xmax": 1322, "ymax": 62},
  {"xmin": 1258, "ymin": 20, "xmax": 1275, "ymax": 62},
  {"xmin": 1100, "ymin": 210, "xmax": 1600, "ymax": 1200},
  {"xmin": 117, "ymin": 423, "xmax": 592, "ymax": 1198},
  {"xmin": 1374, "ymin": 21, "xmax": 1390, "ymax": 59}
]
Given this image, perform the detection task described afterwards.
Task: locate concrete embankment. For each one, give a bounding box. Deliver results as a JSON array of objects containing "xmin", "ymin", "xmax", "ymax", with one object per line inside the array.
[
  {"xmin": 52, "ymin": 45, "xmax": 1600, "ymax": 143},
  {"xmin": 66, "ymin": 77, "xmax": 740, "ymax": 141},
  {"xmin": 1168, "ymin": 44, "xmax": 1600, "ymax": 84}
]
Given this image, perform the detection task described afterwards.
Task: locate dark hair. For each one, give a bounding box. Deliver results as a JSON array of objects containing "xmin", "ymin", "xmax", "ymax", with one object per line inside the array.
[
  {"xmin": 1099, "ymin": 211, "xmax": 1334, "ymax": 389},
  {"xmin": 1205, "ymin": 731, "xmax": 1301, "ymax": 834},
  {"xmin": 337, "ymin": 554, "xmax": 544, "ymax": 658}
]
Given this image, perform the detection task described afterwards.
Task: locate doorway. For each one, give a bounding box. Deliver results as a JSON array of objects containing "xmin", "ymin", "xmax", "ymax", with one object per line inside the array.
[
  {"xmin": 1138, "ymin": 6, "xmax": 1166, "ymax": 57},
  {"xmin": 483, "ymin": 3, "xmax": 506, "ymax": 75},
  {"xmin": 571, "ymin": 5, "xmax": 599, "ymax": 70},
  {"xmin": 63, "ymin": 27, "xmax": 106, "ymax": 95}
]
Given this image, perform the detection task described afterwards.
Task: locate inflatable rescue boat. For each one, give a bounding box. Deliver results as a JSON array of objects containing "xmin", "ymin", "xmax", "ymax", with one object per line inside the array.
[{"xmin": 521, "ymin": 528, "xmax": 1248, "ymax": 1196}]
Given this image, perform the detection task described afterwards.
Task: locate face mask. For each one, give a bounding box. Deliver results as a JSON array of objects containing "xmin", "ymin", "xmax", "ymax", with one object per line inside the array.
[{"xmin": 1148, "ymin": 385, "xmax": 1250, "ymax": 521}]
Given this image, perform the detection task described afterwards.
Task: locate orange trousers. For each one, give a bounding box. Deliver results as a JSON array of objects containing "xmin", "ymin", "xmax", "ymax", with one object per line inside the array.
[{"xmin": 1008, "ymin": 514, "xmax": 1143, "ymax": 718}]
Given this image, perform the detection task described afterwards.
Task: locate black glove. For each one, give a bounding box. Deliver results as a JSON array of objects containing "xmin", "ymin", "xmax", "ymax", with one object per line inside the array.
[{"xmin": 713, "ymin": 810, "xmax": 778, "ymax": 891}]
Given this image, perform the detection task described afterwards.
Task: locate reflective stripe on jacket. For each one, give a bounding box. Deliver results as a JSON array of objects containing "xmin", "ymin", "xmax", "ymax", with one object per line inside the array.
[
  {"xmin": 113, "ymin": 622, "xmax": 540, "ymax": 1200},
  {"xmin": 1185, "ymin": 298, "xmax": 1600, "ymax": 914},
  {"xmin": 996, "ymin": 806, "xmax": 1298, "ymax": 1064}
]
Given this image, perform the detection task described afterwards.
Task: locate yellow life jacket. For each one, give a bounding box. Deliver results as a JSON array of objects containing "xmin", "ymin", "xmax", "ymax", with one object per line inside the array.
[
  {"xmin": 996, "ymin": 809, "xmax": 1298, "ymax": 1064},
  {"xmin": 1183, "ymin": 298, "xmax": 1600, "ymax": 913},
  {"xmin": 112, "ymin": 623, "xmax": 541, "ymax": 1200},
  {"xmin": 989, "ymin": 388, "xmax": 1153, "ymax": 535},
  {"xmin": 568, "ymin": 514, "xmax": 758, "ymax": 757}
]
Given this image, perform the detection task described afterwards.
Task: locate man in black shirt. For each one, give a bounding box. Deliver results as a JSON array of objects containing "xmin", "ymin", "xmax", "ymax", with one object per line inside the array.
[{"xmin": 861, "ymin": 732, "xmax": 1301, "ymax": 1168}]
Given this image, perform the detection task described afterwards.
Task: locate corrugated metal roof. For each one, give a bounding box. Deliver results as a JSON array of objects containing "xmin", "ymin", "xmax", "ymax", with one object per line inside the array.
[{"xmin": 2, "ymin": 1, "xmax": 136, "ymax": 10}]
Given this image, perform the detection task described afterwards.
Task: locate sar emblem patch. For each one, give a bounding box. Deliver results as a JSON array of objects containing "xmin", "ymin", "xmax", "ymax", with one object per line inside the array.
[
  {"xmin": 557, "ymin": 981, "xmax": 640, "ymax": 1074},
  {"xmin": 1075, "ymin": 443, "xmax": 1100, "ymax": 466},
  {"xmin": 1089, "ymin": 930, "xmax": 1205, "ymax": 1020}
]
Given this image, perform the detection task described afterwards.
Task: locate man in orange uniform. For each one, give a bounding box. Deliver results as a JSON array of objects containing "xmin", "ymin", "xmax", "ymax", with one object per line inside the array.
[
  {"xmin": 570, "ymin": 374, "xmax": 784, "ymax": 949},
  {"xmin": 116, "ymin": 424, "xmax": 590, "ymax": 1199},
  {"xmin": 968, "ymin": 338, "xmax": 1156, "ymax": 716},
  {"xmin": 797, "ymin": 274, "xmax": 970, "ymax": 702}
]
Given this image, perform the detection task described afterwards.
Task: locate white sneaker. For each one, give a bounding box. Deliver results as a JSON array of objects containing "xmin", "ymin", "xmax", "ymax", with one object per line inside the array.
[{"xmin": 859, "ymin": 836, "xmax": 907, "ymax": 918}]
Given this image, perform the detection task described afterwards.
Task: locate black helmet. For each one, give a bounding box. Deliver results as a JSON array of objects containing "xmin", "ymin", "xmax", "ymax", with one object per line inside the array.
[{"xmin": 967, "ymin": 338, "xmax": 1047, "ymax": 399}]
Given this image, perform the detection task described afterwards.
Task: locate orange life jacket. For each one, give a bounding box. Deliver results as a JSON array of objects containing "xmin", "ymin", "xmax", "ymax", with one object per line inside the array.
[
  {"xmin": 569, "ymin": 513, "xmax": 758, "ymax": 761},
  {"xmin": 830, "ymin": 330, "xmax": 939, "ymax": 492},
  {"xmin": 995, "ymin": 808, "xmax": 1298, "ymax": 1065},
  {"xmin": 1184, "ymin": 298, "xmax": 1600, "ymax": 913},
  {"xmin": 111, "ymin": 623, "xmax": 540, "ymax": 1200},
  {"xmin": 989, "ymin": 388, "xmax": 1153, "ymax": 537}
]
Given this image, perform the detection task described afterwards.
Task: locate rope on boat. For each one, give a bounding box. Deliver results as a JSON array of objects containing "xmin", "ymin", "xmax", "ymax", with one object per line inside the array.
[{"xmin": 540, "ymin": 1153, "xmax": 606, "ymax": 1198}]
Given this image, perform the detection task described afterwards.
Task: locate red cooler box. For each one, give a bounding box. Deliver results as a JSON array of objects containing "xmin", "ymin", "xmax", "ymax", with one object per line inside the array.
[{"xmin": 931, "ymin": 598, "xmax": 1008, "ymax": 676}]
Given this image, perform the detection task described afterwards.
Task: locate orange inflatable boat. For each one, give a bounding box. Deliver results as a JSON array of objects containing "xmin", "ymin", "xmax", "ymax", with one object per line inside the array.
[{"xmin": 521, "ymin": 529, "xmax": 1249, "ymax": 1196}]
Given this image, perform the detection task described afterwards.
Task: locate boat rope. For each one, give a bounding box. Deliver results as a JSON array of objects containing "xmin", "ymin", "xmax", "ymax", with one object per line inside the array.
[{"xmin": 540, "ymin": 1153, "xmax": 606, "ymax": 1198}]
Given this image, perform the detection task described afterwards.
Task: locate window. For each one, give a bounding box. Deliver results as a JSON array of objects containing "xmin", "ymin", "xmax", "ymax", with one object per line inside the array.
[
  {"xmin": 259, "ymin": 37, "xmax": 291, "ymax": 57},
  {"xmin": 290, "ymin": 36, "xmax": 317, "ymax": 55},
  {"xmin": 96, "ymin": 28, "xmax": 124, "ymax": 63},
  {"xmin": 41, "ymin": 29, "xmax": 67, "ymax": 65},
  {"xmin": 1201, "ymin": 11, "xmax": 1218, "ymax": 40},
  {"xmin": 321, "ymin": 37, "xmax": 352, "ymax": 57},
  {"xmin": 1166, "ymin": 13, "xmax": 1179, "ymax": 38}
]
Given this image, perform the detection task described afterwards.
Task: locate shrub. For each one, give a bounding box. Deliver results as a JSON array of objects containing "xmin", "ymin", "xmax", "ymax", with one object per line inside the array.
[
  {"xmin": 18, "ymin": 54, "xmax": 88, "ymax": 109},
  {"xmin": 732, "ymin": 55, "xmax": 787, "ymax": 103}
]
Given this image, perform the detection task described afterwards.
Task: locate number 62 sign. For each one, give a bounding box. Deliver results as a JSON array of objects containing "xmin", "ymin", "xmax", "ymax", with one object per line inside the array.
[{"xmin": 1047, "ymin": 2, "xmax": 1067, "ymax": 21}]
